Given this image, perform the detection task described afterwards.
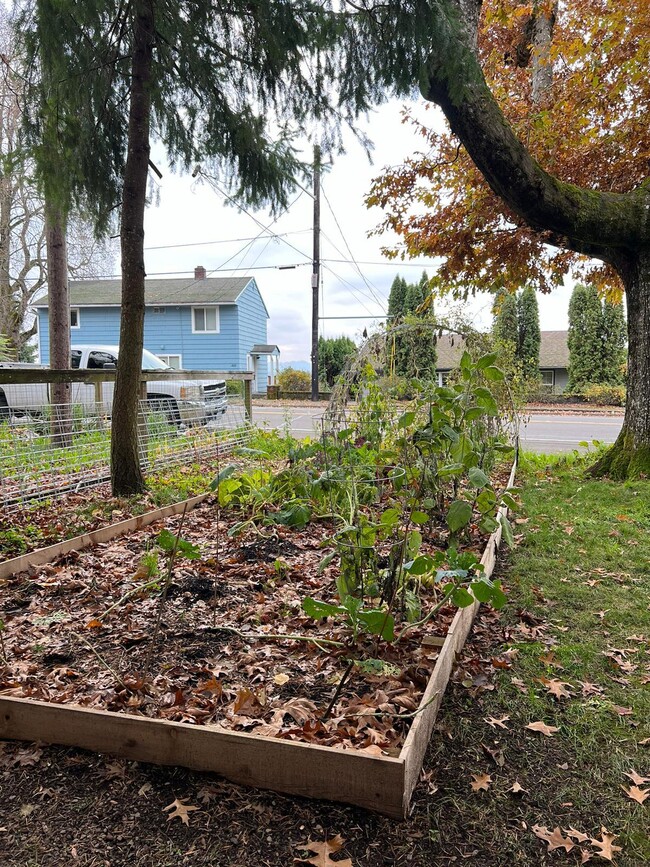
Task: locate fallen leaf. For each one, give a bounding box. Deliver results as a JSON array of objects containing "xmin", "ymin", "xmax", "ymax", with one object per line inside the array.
[
  {"xmin": 639, "ymin": 738, "xmax": 650, "ymax": 746},
  {"xmin": 482, "ymin": 743, "xmax": 505, "ymax": 767},
  {"xmin": 623, "ymin": 769, "xmax": 650, "ymax": 786},
  {"xmin": 566, "ymin": 827, "xmax": 590, "ymax": 843},
  {"xmin": 137, "ymin": 783, "xmax": 152, "ymax": 797},
  {"xmin": 103, "ymin": 761, "xmax": 127, "ymax": 780},
  {"xmin": 589, "ymin": 827, "xmax": 622, "ymax": 861},
  {"xmin": 484, "ymin": 715, "xmax": 510, "ymax": 729},
  {"xmin": 611, "ymin": 705, "xmax": 633, "ymax": 717},
  {"xmin": 470, "ymin": 773, "xmax": 492, "ymax": 792},
  {"xmin": 85, "ymin": 618, "xmax": 103, "ymax": 629},
  {"xmin": 525, "ymin": 721, "xmax": 560, "ymax": 737},
  {"xmin": 509, "ymin": 781, "xmax": 525, "ymax": 794},
  {"xmin": 196, "ymin": 785, "xmax": 220, "ymax": 804},
  {"xmin": 539, "ymin": 651, "xmax": 564, "ymax": 669},
  {"xmin": 294, "ymin": 835, "xmax": 353, "ymax": 867},
  {"xmin": 621, "ymin": 785, "xmax": 649, "ymax": 804},
  {"xmin": 579, "ymin": 681, "xmax": 604, "ymax": 697},
  {"xmin": 273, "ymin": 672, "xmax": 290, "ymax": 686},
  {"xmin": 532, "ymin": 824, "xmax": 574, "ymax": 853},
  {"xmin": 163, "ymin": 798, "xmax": 201, "ymax": 826},
  {"xmin": 539, "ymin": 677, "xmax": 573, "ymax": 699},
  {"xmin": 19, "ymin": 804, "xmax": 36, "ymax": 818}
]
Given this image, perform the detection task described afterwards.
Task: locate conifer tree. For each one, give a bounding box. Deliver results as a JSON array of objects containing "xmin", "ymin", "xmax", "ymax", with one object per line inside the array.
[
  {"xmin": 517, "ymin": 286, "xmax": 541, "ymax": 382},
  {"xmin": 19, "ymin": 1, "xmax": 435, "ymax": 494},
  {"xmin": 568, "ymin": 284, "xmax": 605, "ymax": 391},
  {"xmin": 492, "ymin": 290, "xmax": 519, "ymax": 350},
  {"xmin": 601, "ymin": 301, "xmax": 627, "ymax": 386}
]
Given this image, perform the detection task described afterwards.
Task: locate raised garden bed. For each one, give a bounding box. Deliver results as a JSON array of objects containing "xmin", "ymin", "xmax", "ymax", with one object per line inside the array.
[
  {"xmin": 0, "ymin": 465, "xmax": 514, "ymax": 817},
  {"xmin": 1, "ymin": 352, "xmax": 519, "ymax": 816}
]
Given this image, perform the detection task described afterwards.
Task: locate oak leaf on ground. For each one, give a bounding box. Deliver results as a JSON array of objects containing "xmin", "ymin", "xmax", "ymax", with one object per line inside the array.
[
  {"xmin": 589, "ymin": 828, "xmax": 622, "ymax": 861},
  {"xmin": 532, "ymin": 825, "xmax": 574, "ymax": 853},
  {"xmin": 294, "ymin": 835, "xmax": 353, "ymax": 867},
  {"xmin": 470, "ymin": 773, "xmax": 492, "ymax": 792},
  {"xmin": 525, "ymin": 721, "xmax": 560, "ymax": 737},
  {"xmin": 621, "ymin": 784, "xmax": 649, "ymax": 804},
  {"xmin": 484, "ymin": 714, "xmax": 510, "ymax": 729},
  {"xmin": 163, "ymin": 798, "xmax": 201, "ymax": 826},
  {"xmin": 623, "ymin": 769, "xmax": 650, "ymax": 785}
]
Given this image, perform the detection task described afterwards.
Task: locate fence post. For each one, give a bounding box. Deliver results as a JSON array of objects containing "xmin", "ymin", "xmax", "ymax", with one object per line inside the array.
[
  {"xmin": 244, "ymin": 378, "xmax": 252, "ymax": 422},
  {"xmin": 139, "ymin": 378, "xmax": 149, "ymax": 468}
]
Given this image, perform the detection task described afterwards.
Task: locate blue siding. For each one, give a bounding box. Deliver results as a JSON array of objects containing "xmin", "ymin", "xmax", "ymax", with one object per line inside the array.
[
  {"xmin": 38, "ymin": 307, "xmax": 121, "ymax": 364},
  {"xmin": 36, "ymin": 277, "xmax": 269, "ymax": 376},
  {"xmin": 236, "ymin": 279, "xmax": 269, "ymax": 386}
]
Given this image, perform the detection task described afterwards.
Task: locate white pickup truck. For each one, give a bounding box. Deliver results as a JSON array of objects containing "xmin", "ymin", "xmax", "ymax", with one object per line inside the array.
[{"xmin": 0, "ymin": 344, "xmax": 227, "ymax": 424}]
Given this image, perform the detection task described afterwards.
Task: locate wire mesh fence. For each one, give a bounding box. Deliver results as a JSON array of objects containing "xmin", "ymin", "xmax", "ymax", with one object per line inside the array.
[{"xmin": 0, "ymin": 398, "xmax": 252, "ymax": 509}]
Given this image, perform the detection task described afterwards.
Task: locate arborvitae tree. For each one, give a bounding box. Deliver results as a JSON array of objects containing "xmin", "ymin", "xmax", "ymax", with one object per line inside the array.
[
  {"xmin": 517, "ymin": 286, "xmax": 541, "ymax": 381},
  {"xmin": 387, "ymin": 275, "xmax": 408, "ymax": 321},
  {"xmin": 399, "ymin": 271, "xmax": 436, "ymax": 380},
  {"xmin": 318, "ymin": 335, "xmax": 357, "ymax": 387},
  {"xmin": 601, "ymin": 301, "xmax": 627, "ymax": 386},
  {"xmin": 492, "ymin": 290, "xmax": 519, "ymax": 350},
  {"xmin": 568, "ymin": 284, "xmax": 606, "ymax": 391}
]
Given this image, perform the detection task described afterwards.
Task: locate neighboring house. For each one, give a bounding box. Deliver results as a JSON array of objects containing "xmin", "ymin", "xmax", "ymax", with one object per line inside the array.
[
  {"xmin": 435, "ymin": 330, "xmax": 570, "ymax": 393},
  {"xmin": 34, "ymin": 267, "xmax": 277, "ymax": 392}
]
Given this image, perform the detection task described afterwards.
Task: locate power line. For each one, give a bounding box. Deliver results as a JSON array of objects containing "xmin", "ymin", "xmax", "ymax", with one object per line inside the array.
[
  {"xmin": 143, "ymin": 229, "xmax": 311, "ymax": 251},
  {"xmin": 320, "ymin": 181, "xmax": 387, "ymax": 313}
]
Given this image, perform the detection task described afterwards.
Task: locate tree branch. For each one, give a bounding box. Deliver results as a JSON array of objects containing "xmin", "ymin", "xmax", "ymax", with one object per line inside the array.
[{"xmin": 420, "ymin": 2, "xmax": 650, "ymax": 259}]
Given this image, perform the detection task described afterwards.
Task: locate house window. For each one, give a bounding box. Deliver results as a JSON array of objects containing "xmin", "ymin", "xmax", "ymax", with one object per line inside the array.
[
  {"xmin": 70, "ymin": 308, "xmax": 80, "ymax": 328},
  {"xmin": 157, "ymin": 354, "xmax": 182, "ymax": 369},
  {"xmin": 540, "ymin": 369, "xmax": 555, "ymax": 388},
  {"xmin": 192, "ymin": 306, "xmax": 219, "ymax": 333},
  {"xmin": 437, "ymin": 370, "xmax": 450, "ymax": 386}
]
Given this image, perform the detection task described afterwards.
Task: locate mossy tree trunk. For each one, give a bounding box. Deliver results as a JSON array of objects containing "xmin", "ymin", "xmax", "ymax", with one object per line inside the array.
[{"xmin": 591, "ymin": 253, "xmax": 650, "ymax": 478}]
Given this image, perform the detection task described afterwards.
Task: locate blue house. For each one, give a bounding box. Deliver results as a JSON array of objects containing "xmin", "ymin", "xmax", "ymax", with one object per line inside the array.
[{"xmin": 35, "ymin": 267, "xmax": 278, "ymax": 391}]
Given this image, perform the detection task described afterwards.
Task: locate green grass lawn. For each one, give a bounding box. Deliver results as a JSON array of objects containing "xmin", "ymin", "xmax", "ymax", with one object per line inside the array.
[{"xmin": 431, "ymin": 452, "xmax": 650, "ymax": 864}]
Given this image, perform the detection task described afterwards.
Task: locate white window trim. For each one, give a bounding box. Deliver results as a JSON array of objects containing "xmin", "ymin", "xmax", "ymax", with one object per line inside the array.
[
  {"xmin": 539, "ymin": 369, "xmax": 555, "ymax": 386},
  {"xmin": 70, "ymin": 307, "xmax": 81, "ymax": 329},
  {"xmin": 157, "ymin": 353, "xmax": 182, "ymax": 369},
  {"xmin": 191, "ymin": 305, "xmax": 220, "ymax": 334}
]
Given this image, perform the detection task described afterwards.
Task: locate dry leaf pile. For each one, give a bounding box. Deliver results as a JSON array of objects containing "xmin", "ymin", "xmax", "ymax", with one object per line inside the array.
[{"xmin": 0, "ymin": 500, "xmax": 461, "ymax": 752}]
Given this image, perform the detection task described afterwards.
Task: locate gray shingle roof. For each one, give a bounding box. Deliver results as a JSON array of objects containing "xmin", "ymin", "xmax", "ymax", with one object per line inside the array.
[
  {"xmin": 250, "ymin": 344, "xmax": 280, "ymax": 354},
  {"xmin": 34, "ymin": 276, "xmax": 254, "ymax": 307},
  {"xmin": 435, "ymin": 330, "xmax": 569, "ymax": 370}
]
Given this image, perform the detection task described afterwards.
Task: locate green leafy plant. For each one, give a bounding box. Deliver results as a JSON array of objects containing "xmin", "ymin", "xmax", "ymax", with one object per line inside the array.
[{"xmin": 302, "ymin": 595, "xmax": 395, "ymax": 642}]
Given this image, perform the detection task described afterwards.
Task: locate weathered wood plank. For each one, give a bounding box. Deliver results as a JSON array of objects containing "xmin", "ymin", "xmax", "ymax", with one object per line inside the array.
[
  {"xmin": 399, "ymin": 457, "xmax": 517, "ymax": 812},
  {"xmin": 0, "ymin": 493, "xmax": 211, "ymax": 581},
  {"xmin": 0, "ymin": 696, "xmax": 406, "ymax": 818}
]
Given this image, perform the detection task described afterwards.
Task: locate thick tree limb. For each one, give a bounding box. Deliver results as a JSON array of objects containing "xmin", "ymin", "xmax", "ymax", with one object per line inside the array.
[{"xmin": 420, "ymin": 4, "xmax": 650, "ymax": 259}]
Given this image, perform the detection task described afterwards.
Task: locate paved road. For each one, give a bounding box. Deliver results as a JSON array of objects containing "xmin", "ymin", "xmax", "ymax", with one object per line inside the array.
[{"xmin": 251, "ymin": 405, "xmax": 623, "ymax": 454}]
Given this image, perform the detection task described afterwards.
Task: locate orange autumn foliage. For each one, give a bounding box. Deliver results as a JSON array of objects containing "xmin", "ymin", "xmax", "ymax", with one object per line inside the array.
[{"xmin": 367, "ymin": 0, "xmax": 650, "ymax": 300}]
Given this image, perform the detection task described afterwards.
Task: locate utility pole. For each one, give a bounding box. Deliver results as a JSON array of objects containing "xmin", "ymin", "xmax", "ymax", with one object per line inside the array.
[{"xmin": 310, "ymin": 144, "xmax": 320, "ymax": 402}]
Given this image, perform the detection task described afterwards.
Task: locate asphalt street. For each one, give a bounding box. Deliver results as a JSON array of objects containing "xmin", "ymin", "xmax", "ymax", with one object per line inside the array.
[{"xmin": 250, "ymin": 405, "xmax": 623, "ymax": 454}]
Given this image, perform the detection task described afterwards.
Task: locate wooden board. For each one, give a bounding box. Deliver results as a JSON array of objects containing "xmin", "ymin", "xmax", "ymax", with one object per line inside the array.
[
  {"xmin": 0, "ymin": 492, "xmax": 211, "ymax": 581},
  {"xmin": 0, "ymin": 696, "xmax": 405, "ymax": 818},
  {"xmin": 399, "ymin": 458, "xmax": 517, "ymax": 812}
]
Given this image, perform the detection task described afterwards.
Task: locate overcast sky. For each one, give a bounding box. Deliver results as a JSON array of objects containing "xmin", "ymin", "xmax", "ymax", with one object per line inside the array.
[{"xmin": 142, "ymin": 99, "xmax": 572, "ymax": 363}]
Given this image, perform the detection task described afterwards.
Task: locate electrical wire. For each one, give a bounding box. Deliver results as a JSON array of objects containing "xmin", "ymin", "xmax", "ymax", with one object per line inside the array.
[{"xmin": 320, "ymin": 180, "xmax": 388, "ymax": 312}]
